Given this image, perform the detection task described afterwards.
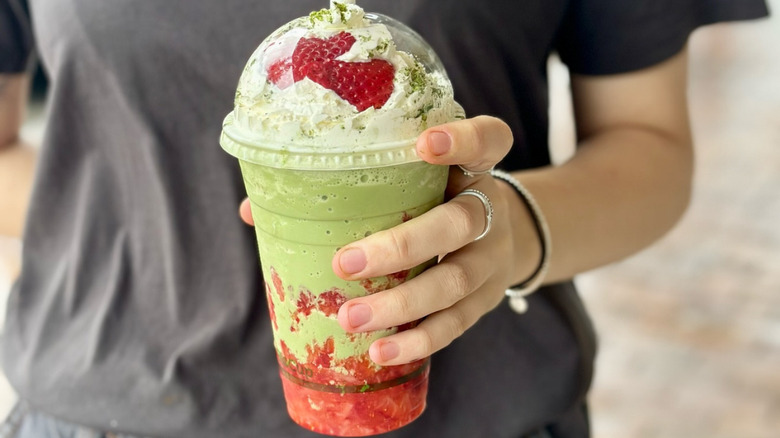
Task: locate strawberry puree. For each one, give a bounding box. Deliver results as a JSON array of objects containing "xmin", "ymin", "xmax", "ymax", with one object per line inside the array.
[
  {"xmin": 318, "ymin": 289, "xmax": 349, "ymax": 317},
  {"xmin": 265, "ymin": 283, "xmax": 279, "ymax": 330},
  {"xmin": 360, "ymin": 270, "xmax": 410, "ymax": 295},
  {"xmin": 290, "ymin": 287, "xmax": 348, "ymax": 332},
  {"xmin": 271, "ymin": 265, "xmax": 428, "ymax": 436},
  {"xmin": 271, "ymin": 267, "xmax": 286, "ymax": 302},
  {"xmin": 280, "ymin": 367, "xmax": 428, "ymax": 437},
  {"xmin": 277, "ymin": 336, "xmax": 429, "ymax": 437}
]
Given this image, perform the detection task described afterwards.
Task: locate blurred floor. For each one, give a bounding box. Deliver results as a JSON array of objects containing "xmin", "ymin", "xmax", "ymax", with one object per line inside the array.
[{"xmin": 1, "ymin": 6, "xmax": 778, "ymax": 438}]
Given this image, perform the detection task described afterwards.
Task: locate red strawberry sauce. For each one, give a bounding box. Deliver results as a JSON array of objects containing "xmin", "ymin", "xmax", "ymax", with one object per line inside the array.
[
  {"xmin": 269, "ymin": 268, "xmax": 428, "ymax": 436},
  {"xmin": 278, "ymin": 337, "xmax": 429, "ymax": 436}
]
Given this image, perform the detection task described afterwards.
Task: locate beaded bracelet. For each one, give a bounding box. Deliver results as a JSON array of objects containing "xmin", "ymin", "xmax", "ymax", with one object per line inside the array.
[{"xmin": 490, "ymin": 169, "xmax": 552, "ymax": 314}]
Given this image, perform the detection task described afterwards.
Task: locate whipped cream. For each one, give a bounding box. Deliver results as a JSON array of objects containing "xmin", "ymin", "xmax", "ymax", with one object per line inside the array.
[{"xmin": 226, "ymin": 0, "xmax": 464, "ymax": 152}]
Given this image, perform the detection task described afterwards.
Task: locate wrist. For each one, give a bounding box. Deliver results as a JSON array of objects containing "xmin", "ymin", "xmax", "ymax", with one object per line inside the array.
[
  {"xmin": 494, "ymin": 175, "xmax": 542, "ymax": 285},
  {"xmin": 492, "ymin": 169, "xmax": 552, "ymax": 313}
]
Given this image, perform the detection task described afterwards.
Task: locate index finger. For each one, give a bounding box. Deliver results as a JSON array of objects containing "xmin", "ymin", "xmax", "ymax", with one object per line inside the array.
[{"xmin": 415, "ymin": 115, "xmax": 513, "ymax": 171}]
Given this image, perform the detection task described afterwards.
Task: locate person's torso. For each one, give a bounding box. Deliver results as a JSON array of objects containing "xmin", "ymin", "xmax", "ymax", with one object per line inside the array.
[{"xmin": 3, "ymin": 1, "xmax": 584, "ymax": 437}]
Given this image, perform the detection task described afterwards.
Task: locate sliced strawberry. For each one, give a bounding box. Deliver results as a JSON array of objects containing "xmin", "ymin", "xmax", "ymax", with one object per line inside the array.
[
  {"xmin": 266, "ymin": 31, "xmax": 395, "ymax": 111},
  {"xmin": 267, "ymin": 57, "xmax": 293, "ymax": 88},
  {"xmin": 292, "ymin": 32, "xmax": 356, "ymax": 81},
  {"xmin": 325, "ymin": 59, "xmax": 395, "ymax": 111}
]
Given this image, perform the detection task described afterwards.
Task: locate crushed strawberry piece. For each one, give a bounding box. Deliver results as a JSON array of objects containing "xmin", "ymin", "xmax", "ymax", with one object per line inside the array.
[
  {"xmin": 267, "ymin": 57, "xmax": 292, "ymax": 88},
  {"xmin": 306, "ymin": 337, "xmax": 336, "ymax": 369},
  {"xmin": 270, "ymin": 267, "xmax": 286, "ymax": 302},
  {"xmin": 265, "ymin": 283, "xmax": 278, "ymax": 330},
  {"xmin": 360, "ymin": 270, "xmax": 410, "ymax": 294},
  {"xmin": 295, "ymin": 288, "xmax": 316, "ymax": 319},
  {"xmin": 317, "ymin": 288, "xmax": 348, "ymax": 317}
]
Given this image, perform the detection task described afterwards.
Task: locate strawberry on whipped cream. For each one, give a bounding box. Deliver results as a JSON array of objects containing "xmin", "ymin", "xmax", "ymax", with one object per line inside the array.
[{"xmin": 228, "ymin": 0, "xmax": 464, "ymax": 150}]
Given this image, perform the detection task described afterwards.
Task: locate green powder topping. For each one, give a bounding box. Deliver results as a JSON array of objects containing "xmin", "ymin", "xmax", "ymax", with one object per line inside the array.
[
  {"xmin": 333, "ymin": 2, "xmax": 349, "ymax": 21},
  {"xmin": 405, "ymin": 64, "xmax": 428, "ymax": 94},
  {"xmin": 417, "ymin": 103, "xmax": 435, "ymax": 123},
  {"xmin": 309, "ymin": 8, "xmax": 331, "ymax": 26},
  {"xmin": 368, "ymin": 40, "xmax": 390, "ymax": 58},
  {"xmin": 309, "ymin": 2, "xmax": 349, "ymax": 26}
]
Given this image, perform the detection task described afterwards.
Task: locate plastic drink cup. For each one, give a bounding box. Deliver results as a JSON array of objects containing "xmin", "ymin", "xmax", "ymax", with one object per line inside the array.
[
  {"xmin": 236, "ymin": 157, "xmax": 446, "ymax": 436},
  {"xmin": 220, "ymin": 2, "xmax": 463, "ymax": 435}
]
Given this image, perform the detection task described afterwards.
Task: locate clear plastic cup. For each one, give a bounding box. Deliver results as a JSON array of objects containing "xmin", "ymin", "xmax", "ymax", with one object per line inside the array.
[{"xmin": 220, "ymin": 4, "xmax": 463, "ymax": 435}]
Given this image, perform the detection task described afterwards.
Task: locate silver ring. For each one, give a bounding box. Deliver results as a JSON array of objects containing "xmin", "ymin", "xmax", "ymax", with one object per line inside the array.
[
  {"xmin": 455, "ymin": 189, "xmax": 493, "ymax": 241},
  {"xmin": 458, "ymin": 164, "xmax": 495, "ymax": 178}
]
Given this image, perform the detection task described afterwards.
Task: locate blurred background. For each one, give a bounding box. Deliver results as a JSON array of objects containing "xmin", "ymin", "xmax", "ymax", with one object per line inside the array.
[{"xmin": 1, "ymin": 3, "xmax": 777, "ymax": 438}]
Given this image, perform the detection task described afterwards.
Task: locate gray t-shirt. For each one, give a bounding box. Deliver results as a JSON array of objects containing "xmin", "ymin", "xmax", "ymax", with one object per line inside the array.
[{"xmin": 1, "ymin": 0, "xmax": 768, "ymax": 437}]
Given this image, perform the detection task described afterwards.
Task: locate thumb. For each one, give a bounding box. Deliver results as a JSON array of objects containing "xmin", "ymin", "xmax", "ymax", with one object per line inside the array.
[{"xmin": 415, "ymin": 115, "xmax": 513, "ymax": 173}]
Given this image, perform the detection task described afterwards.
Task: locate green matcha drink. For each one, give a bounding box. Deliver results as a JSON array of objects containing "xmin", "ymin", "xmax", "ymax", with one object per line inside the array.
[
  {"xmin": 240, "ymin": 160, "xmax": 447, "ymax": 435},
  {"xmin": 220, "ymin": 1, "xmax": 463, "ymax": 436},
  {"xmin": 241, "ymin": 160, "xmax": 447, "ymax": 362}
]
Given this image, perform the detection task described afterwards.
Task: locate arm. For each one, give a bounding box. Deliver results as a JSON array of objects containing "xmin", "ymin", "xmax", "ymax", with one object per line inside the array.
[
  {"xmin": 0, "ymin": 73, "xmax": 37, "ymax": 237},
  {"xmin": 510, "ymin": 47, "xmax": 693, "ymax": 283}
]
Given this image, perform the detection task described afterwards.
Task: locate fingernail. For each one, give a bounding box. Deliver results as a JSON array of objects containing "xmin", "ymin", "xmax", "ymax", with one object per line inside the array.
[
  {"xmin": 339, "ymin": 248, "xmax": 366, "ymax": 274},
  {"xmin": 428, "ymin": 131, "xmax": 451, "ymax": 156},
  {"xmin": 347, "ymin": 303, "xmax": 372, "ymax": 328},
  {"xmin": 379, "ymin": 341, "xmax": 400, "ymax": 361}
]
